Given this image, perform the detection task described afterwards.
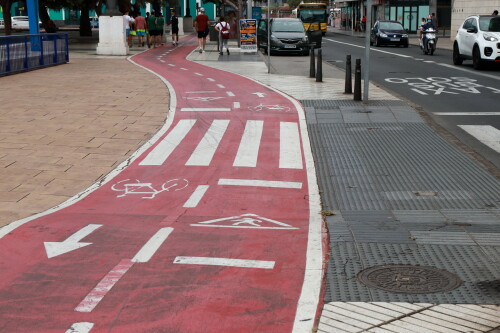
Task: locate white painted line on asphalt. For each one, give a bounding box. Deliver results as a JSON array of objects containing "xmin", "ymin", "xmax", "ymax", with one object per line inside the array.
[
  {"xmin": 324, "ymin": 38, "xmax": 413, "ymax": 58},
  {"xmin": 207, "ymin": 78, "xmax": 216, "ymax": 82},
  {"xmin": 183, "ymin": 185, "xmax": 210, "ymax": 208},
  {"xmin": 185, "ymin": 91, "xmax": 216, "ymax": 93},
  {"xmin": 194, "ymin": 72, "xmax": 203, "ymax": 76},
  {"xmin": 160, "ymin": 60, "xmax": 165, "ymax": 63},
  {"xmin": 132, "ymin": 227, "xmax": 174, "ymax": 263},
  {"xmin": 233, "ymin": 102, "xmax": 240, "ymax": 108},
  {"xmin": 434, "ymin": 62, "xmax": 500, "ymax": 81},
  {"xmin": 190, "ymin": 224, "xmax": 298, "ymax": 230},
  {"xmin": 180, "ymin": 68, "xmax": 188, "ymax": 70},
  {"xmin": 180, "ymin": 108, "xmax": 231, "ymax": 112},
  {"xmin": 218, "ymin": 178, "xmax": 303, "ymax": 189},
  {"xmin": 168, "ymin": 64, "xmax": 175, "ymax": 67},
  {"xmin": 66, "ymin": 322, "xmax": 94, "ymax": 333},
  {"xmin": 186, "ymin": 120, "xmax": 230, "ymax": 166},
  {"xmin": 217, "ymin": 84, "xmax": 225, "ymax": 88},
  {"xmin": 459, "ymin": 125, "xmax": 500, "ymax": 153},
  {"xmin": 75, "ymin": 259, "xmax": 134, "ymax": 312},
  {"xmin": 424, "ymin": 60, "xmax": 435, "ymax": 63},
  {"xmin": 140, "ymin": 119, "xmax": 196, "ymax": 165},
  {"xmin": 173, "ymin": 256, "xmax": 275, "ymax": 269},
  {"xmin": 226, "ymin": 91, "xmax": 235, "ymax": 97},
  {"xmin": 44, "ymin": 224, "xmax": 103, "ymax": 259},
  {"xmin": 280, "ymin": 122, "xmax": 303, "ymax": 169},
  {"xmin": 233, "ymin": 120, "xmax": 263, "ymax": 167},
  {"xmin": 435, "ymin": 112, "xmax": 500, "ymax": 116}
]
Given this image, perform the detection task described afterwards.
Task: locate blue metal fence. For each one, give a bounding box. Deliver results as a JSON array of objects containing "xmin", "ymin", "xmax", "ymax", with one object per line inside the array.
[{"xmin": 0, "ymin": 33, "xmax": 69, "ymax": 76}]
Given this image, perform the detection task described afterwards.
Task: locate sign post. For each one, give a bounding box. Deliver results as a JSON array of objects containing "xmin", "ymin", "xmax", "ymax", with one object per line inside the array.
[{"xmin": 363, "ymin": 0, "xmax": 372, "ymax": 102}]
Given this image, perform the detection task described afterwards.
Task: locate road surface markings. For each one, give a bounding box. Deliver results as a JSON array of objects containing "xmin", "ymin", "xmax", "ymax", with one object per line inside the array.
[
  {"xmin": 226, "ymin": 91, "xmax": 235, "ymax": 97},
  {"xmin": 168, "ymin": 64, "xmax": 176, "ymax": 67},
  {"xmin": 280, "ymin": 122, "xmax": 303, "ymax": 169},
  {"xmin": 180, "ymin": 68, "xmax": 188, "ymax": 70},
  {"xmin": 160, "ymin": 60, "xmax": 165, "ymax": 63},
  {"xmin": 435, "ymin": 112, "xmax": 500, "ymax": 116},
  {"xmin": 233, "ymin": 120, "xmax": 264, "ymax": 167},
  {"xmin": 186, "ymin": 120, "xmax": 230, "ymax": 166},
  {"xmin": 132, "ymin": 227, "xmax": 174, "ymax": 263},
  {"xmin": 217, "ymin": 84, "xmax": 225, "ymax": 88},
  {"xmin": 459, "ymin": 125, "xmax": 500, "ymax": 153},
  {"xmin": 252, "ymin": 92, "xmax": 266, "ymax": 97},
  {"xmin": 207, "ymin": 78, "xmax": 215, "ymax": 82},
  {"xmin": 185, "ymin": 91, "xmax": 216, "ymax": 94},
  {"xmin": 183, "ymin": 185, "xmax": 210, "ymax": 208},
  {"xmin": 180, "ymin": 108, "xmax": 231, "ymax": 112},
  {"xmin": 233, "ymin": 102, "xmax": 240, "ymax": 108},
  {"xmin": 44, "ymin": 224, "xmax": 102, "ymax": 259},
  {"xmin": 140, "ymin": 119, "xmax": 196, "ymax": 166},
  {"xmin": 173, "ymin": 256, "xmax": 275, "ymax": 269},
  {"xmin": 194, "ymin": 72, "xmax": 203, "ymax": 76},
  {"xmin": 75, "ymin": 259, "xmax": 134, "ymax": 312},
  {"xmin": 190, "ymin": 213, "xmax": 298, "ymax": 230},
  {"xmin": 218, "ymin": 178, "xmax": 303, "ymax": 189},
  {"xmin": 66, "ymin": 322, "xmax": 94, "ymax": 333},
  {"xmin": 324, "ymin": 38, "xmax": 413, "ymax": 58}
]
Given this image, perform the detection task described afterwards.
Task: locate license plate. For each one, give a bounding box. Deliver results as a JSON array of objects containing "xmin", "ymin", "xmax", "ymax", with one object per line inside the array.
[
  {"xmin": 284, "ymin": 44, "xmax": 297, "ymax": 49},
  {"xmin": 390, "ymin": 38, "xmax": 400, "ymax": 41}
]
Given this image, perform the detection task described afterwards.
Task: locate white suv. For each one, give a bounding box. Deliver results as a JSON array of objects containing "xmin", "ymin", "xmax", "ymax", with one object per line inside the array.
[{"xmin": 453, "ymin": 15, "xmax": 500, "ymax": 69}]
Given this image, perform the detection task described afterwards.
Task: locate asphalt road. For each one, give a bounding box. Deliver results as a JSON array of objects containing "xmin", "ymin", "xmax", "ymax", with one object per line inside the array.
[{"xmin": 318, "ymin": 33, "xmax": 500, "ymax": 171}]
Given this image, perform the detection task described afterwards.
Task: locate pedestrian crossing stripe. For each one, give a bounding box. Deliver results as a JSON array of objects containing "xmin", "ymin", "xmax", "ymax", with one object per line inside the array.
[
  {"xmin": 139, "ymin": 119, "xmax": 304, "ymax": 168},
  {"xmin": 459, "ymin": 125, "xmax": 500, "ymax": 154}
]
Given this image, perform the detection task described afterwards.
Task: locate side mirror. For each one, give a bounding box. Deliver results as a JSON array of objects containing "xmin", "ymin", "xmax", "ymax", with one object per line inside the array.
[{"xmin": 466, "ymin": 27, "xmax": 477, "ymax": 33}]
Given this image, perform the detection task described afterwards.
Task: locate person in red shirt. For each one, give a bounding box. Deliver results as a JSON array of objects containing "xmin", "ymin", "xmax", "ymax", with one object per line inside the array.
[{"xmin": 194, "ymin": 7, "xmax": 209, "ymax": 53}]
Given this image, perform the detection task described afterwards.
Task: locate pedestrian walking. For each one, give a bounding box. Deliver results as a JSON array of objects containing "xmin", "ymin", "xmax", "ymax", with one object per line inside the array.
[
  {"xmin": 171, "ymin": 10, "xmax": 179, "ymax": 46},
  {"xmin": 123, "ymin": 11, "xmax": 135, "ymax": 47},
  {"xmin": 134, "ymin": 12, "xmax": 147, "ymax": 47},
  {"xmin": 147, "ymin": 11, "xmax": 157, "ymax": 48},
  {"xmin": 156, "ymin": 12, "xmax": 165, "ymax": 45},
  {"xmin": 194, "ymin": 7, "xmax": 209, "ymax": 53},
  {"xmin": 215, "ymin": 17, "xmax": 230, "ymax": 55},
  {"xmin": 145, "ymin": 12, "xmax": 151, "ymax": 47},
  {"xmin": 361, "ymin": 15, "xmax": 366, "ymax": 32}
]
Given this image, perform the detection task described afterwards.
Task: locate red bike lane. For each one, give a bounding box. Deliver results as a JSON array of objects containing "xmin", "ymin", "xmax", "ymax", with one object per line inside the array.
[{"xmin": 0, "ymin": 37, "xmax": 323, "ymax": 333}]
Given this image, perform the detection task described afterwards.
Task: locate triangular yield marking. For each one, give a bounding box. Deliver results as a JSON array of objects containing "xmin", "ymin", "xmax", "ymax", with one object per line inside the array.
[{"xmin": 190, "ymin": 213, "xmax": 298, "ymax": 230}]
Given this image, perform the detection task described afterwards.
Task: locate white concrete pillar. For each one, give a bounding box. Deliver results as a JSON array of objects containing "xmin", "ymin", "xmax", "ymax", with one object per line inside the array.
[{"xmin": 96, "ymin": 16, "xmax": 129, "ymax": 55}]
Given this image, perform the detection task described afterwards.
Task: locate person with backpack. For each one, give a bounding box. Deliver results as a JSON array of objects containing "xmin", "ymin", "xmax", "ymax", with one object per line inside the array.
[{"xmin": 215, "ymin": 17, "xmax": 230, "ymax": 55}]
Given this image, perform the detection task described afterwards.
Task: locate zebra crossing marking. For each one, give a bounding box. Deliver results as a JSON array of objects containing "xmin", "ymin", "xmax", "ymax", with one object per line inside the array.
[
  {"xmin": 233, "ymin": 120, "xmax": 264, "ymax": 167},
  {"xmin": 459, "ymin": 125, "xmax": 500, "ymax": 153},
  {"xmin": 186, "ymin": 120, "xmax": 230, "ymax": 166},
  {"xmin": 280, "ymin": 122, "xmax": 303, "ymax": 169}
]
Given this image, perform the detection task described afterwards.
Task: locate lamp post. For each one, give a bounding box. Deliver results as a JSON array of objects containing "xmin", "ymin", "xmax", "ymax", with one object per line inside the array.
[{"xmin": 363, "ymin": 0, "xmax": 371, "ymax": 102}]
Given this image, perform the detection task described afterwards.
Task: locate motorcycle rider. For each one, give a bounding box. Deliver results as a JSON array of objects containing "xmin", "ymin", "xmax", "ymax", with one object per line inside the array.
[{"xmin": 421, "ymin": 18, "xmax": 436, "ymax": 52}]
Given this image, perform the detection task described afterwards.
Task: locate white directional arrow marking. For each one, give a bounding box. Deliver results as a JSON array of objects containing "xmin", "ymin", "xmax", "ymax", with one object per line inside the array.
[
  {"xmin": 44, "ymin": 224, "xmax": 102, "ymax": 259},
  {"xmin": 252, "ymin": 92, "xmax": 266, "ymax": 98}
]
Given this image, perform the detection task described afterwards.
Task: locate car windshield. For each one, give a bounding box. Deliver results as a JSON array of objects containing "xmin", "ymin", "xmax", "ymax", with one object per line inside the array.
[
  {"xmin": 379, "ymin": 22, "xmax": 403, "ymax": 30},
  {"xmin": 272, "ymin": 20, "xmax": 305, "ymax": 32},
  {"xmin": 479, "ymin": 17, "xmax": 500, "ymax": 32},
  {"xmin": 299, "ymin": 10, "xmax": 327, "ymax": 23}
]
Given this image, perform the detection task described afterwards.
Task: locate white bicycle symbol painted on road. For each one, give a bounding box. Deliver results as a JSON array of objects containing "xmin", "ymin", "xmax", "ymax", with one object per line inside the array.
[
  {"xmin": 249, "ymin": 104, "xmax": 291, "ymax": 113},
  {"xmin": 111, "ymin": 178, "xmax": 189, "ymax": 199}
]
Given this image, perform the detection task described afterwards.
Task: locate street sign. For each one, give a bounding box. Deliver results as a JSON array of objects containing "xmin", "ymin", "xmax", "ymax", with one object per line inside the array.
[{"xmin": 240, "ymin": 19, "xmax": 257, "ymax": 53}]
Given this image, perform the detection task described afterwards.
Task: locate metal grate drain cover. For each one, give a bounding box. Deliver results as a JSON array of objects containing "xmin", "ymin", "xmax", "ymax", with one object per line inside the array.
[{"xmin": 357, "ymin": 265, "xmax": 462, "ymax": 294}]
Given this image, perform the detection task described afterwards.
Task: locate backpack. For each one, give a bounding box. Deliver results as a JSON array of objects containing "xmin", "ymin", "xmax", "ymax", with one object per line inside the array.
[{"xmin": 220, "ymin": 22, "xmax": 230, "ymax": 39}]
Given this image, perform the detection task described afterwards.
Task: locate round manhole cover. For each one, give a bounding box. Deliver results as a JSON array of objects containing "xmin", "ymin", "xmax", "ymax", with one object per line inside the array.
[{"xmin": 357, "ymin": 265, "xmax": 462, "ymax": 294}]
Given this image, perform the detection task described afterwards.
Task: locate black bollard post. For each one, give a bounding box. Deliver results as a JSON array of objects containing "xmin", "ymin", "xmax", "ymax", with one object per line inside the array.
[
  {"xmin": 309, "ymin": 46, "xmax": 316, "ymax": 78},
  {"xmin": 354, "ymin": 58, "xmax": 362, "ymax": 101},
  {"xmin": 345, "ymin": 55, "xmax": 352, "ymax": 94},
  {"xmin": 316, "ymin": 49, "xmax": 323, "ymax": 82}
]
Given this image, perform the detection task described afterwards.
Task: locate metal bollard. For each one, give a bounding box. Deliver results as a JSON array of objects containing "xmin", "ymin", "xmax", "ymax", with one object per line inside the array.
[
  {"xmin": 316, "ymin": 49, "xmax": 323, "ymax": 82},
  {"xmin": 345, "ymin": 55, "xmax": 352, "ymax": 94},
  {"xmin": 309, "ymin": 47, "xmax": 316, "ymax": 78},
  {"xmin": 354, "ymin": 58, "xmax": 362, "ymax": 101}
]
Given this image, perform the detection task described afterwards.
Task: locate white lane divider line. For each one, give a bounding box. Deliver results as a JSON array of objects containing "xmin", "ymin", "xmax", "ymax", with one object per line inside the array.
[
  {"xmin": 140, "ymin": 119, "xmax": 196, "ymax": 166},
  {"xmin": 459, "ymin": 125, "xmax": 500, "ymax": 153},
  {"xmin": 226, "ymin": 91, "xmax": 235, "ymax": 97},
  {"xmin": 233, "ymin": 120, "xmax": 263, "ymax": 167},
  {"xmin": 218, "ymin": 178, "xmax": 302, "ymax": 189},
  {"xmin": 280, "ymin": 122, "xmax": 303, "ymax": 169},
  {"xmin": 180, "ymin": 68, "xmax": 188, "ymax": 70},
  {"xmin": 186, "ymin": 120, "xmax": 230, "ymax": 166},
  {"xmin": 180, "ymin": 108, "xmax": 231, "ymax": 112},
  {"xmin": 160, "ymin": 60, "xmax": 165, "ymax": 63},
  {"xmin": 186, "ymin": 91, "xmax": 216, "ymax": 94},
  {"xmin": 435, "ymin": 112, "xmax": 500, "ymax": 116},
  {"xmin": 75, "ymin": 259, "xmax": 134, "ymax": 312},
  {"xmin": 207, "ymin": 78, "xmax": 216, "ymax": 82},
  {"xmin": 183, "ymin": 185, "xmax": 210, "ymax": 208},
  {"xmin": 217, "ymin": 84, "xmax": 225, "ymax": 89},
  {"xmin": 173, "ymin": 256, "xmax": 275, "ymax": 269},
  {"xmin": 233, "ymin": 102, "xmax": 240, "ymax": 109},
  {"xmin": 168, "ymin": 64, "xmax": 176, "ymax": 67},
  {"xmin": 194, "ymin": 72, "xmax": 203, "ymax": 76},
  {"xmin": 132, "ymin": 227, "xmax": 174, "ymax": 263},
  {"xmin": 66, "ymin": 322, "xmax": 94, "ymax": 333}
]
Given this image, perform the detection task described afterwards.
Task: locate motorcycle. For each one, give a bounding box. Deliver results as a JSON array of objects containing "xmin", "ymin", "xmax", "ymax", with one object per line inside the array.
[{"xmin": 420, "ymin": 28, "xmax": 437, "ymax": 55}]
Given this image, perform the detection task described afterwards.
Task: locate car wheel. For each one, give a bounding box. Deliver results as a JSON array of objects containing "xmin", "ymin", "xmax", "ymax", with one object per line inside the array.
[
  {"xmin": 472, "ymin": 45, "xmax": 483, "ymax": 70},
  {"xmin": 374, "ymin": 37, "xmax": 379, "ymax": 47},
  {"xmin": 452, "ymin": 42, "xmax": 463, "ymax": 65}
]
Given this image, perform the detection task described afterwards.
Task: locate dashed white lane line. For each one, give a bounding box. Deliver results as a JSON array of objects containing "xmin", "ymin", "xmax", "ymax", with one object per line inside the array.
[
  {"xmin": 435, "ymin": 112, "xmax": 500, "ymax": 116},
  {"xmin": 186, "ymin": 91, "xmax": 216, "ymax": 94},
  {"xmin": 280, "ymin": 122, "xmax": 303, "ymax": 169},
  {"xmin": 140, "ymin": 119, "xmax": 197, "ymax": 166},
  {"xmin": 180, "ymin": 108, "xmax": 231, "ymax": 112},
  {"xmin": 217, "ymin": 84, "xmax": 225, "ymax": 88},
  {"xmin": 132, "ymin": 227, "xmax": 174, "ymax": 263},
  {"xmin": 173, "ymin": 256, "xmax": 275, "ymax": 269},
  {"xmin": 226, "ymin": 91, "xmax": 235, "ymax": 97},
  {"xmin": 207, "ymin": 78, "xmax": 216, "ymax": 82},
  {"xmin": 168, "ymin": 64, "xmax": 176, "ymax": 67},
  {"xmin": 194, "ymin": 72, "xmax": 203, "ymax": 76},
  {"xmin": 459, "ymin": 125, "xmax": 500, "ymax": 153},
  {"xmin": 218, "ymin": 178, "xmax": 303, "ymax": 189},
  {"xmin": 233, "ymin": 120, "xmax": 264, "ymax": 167},
  {"xmin": 75, "ymin": 259, "xmax": 134, "ymax": 312},
  {"xmin": 183, "ymin": 185, "xmax": 210, "ymax": 208},
  {"xmin": 66, "ymin": 322, "xmax": 94, "ymax": 333},
  {"xmin": 186, "ymin": 120, "xmax": 230, "ymax": 166},
  {"xmin": 180, "ymin": 68, "xmax": 188, "ymax": 70},
  {"xmin": 233, "ymin": 102, "xmax": 240, "ymax": 108}
]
